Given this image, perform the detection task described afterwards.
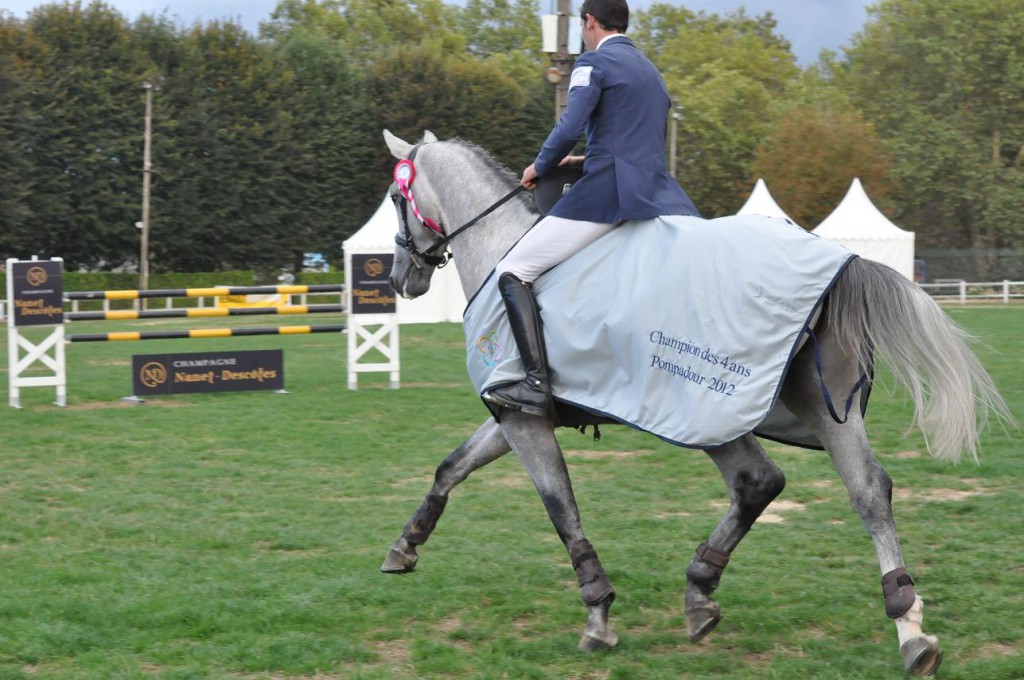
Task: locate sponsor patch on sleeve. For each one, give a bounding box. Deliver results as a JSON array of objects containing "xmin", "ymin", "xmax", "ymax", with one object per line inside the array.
[{"xmin": 569, "ymin": 65, "xmax": 593, "ymax": 90}]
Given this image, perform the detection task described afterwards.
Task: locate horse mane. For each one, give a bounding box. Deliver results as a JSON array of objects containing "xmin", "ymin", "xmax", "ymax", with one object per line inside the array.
[{"xmin": 446, "ymin": 139, "xmax": 539, "ymax": 215}]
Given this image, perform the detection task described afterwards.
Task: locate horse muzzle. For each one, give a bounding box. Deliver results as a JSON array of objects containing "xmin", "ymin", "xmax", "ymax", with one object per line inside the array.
[{"xmin": 390, "ymin": 267, "xmax": 431, "ymax": 299}]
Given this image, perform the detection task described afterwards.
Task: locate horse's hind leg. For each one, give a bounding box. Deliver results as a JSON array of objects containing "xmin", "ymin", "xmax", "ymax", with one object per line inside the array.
[
  {"xmin": 685, "ymin": 435, "xmax": 786, "ymax": 642},
  {"xmin": 381, "ymin": 418, "xmax": 510, "ymax": 573},
  {"xmin": 782, "ymin": 338, "xmax": 942, "ymax": 676},
  {"xmin": 499, "ymin": 411, "xmax": 618, "ymax": 652}
]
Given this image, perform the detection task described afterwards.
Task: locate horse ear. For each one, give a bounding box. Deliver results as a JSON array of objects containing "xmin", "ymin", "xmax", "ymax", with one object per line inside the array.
[
  {"xmin": 422, "ymin": 130, "xmax": 439, "ymax": 143},
  {"xmin": 383, "ymin": 129, "xmax": 413, "ymax": 159}
]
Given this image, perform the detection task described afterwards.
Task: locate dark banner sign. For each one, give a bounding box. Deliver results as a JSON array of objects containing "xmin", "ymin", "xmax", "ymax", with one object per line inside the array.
[
  {"xmin": 350, "ymin": 253, "xmax": 396, "ymax": 314},
  {"xmin": 132, "ymin": 349, "xmax": 284, "ymax": 396},
  {"xmin": 10, "ymin": 260, "xmax": 63, "ymax": 327}
]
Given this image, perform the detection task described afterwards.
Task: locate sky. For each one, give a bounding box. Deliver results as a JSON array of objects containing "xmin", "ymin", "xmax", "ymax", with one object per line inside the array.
[{"xmin": 0, "ymin": 0, "xmax": 874, "ymax": 66}]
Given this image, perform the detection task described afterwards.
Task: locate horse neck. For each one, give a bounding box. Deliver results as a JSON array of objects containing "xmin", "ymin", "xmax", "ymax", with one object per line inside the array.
[{"xmin": 423, "ymin": 145, "xmax": 537, "ymax": 298}]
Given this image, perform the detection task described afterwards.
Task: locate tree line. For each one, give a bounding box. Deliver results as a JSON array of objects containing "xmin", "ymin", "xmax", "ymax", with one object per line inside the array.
[{"xmin": 1, "ymin": 0, "xmax": 1021, "ymax": 276}]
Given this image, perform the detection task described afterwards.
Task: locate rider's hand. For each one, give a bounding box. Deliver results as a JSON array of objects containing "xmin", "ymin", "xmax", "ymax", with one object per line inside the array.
[
  {"xmin": 521, "ymin": 163, "xmax": 539, "ymax": 189},
  {"xmin": 559, "ymin": 155, "xmax": 584, "ymax": 166}
]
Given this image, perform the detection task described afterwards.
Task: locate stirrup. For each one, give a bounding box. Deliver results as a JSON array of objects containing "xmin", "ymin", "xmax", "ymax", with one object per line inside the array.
[
  {"xmin": 482, "ymin": 394, "xmax": 551, "ymax": 418},
  {"xmin": 483, "ymin": 380, "xmax": 551, "ymax": 419}
]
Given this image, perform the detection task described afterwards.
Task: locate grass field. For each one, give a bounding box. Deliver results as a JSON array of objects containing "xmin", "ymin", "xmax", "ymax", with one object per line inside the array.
[{"xmin": 0, "ymin": 308, "xmax": 1021, "ymax": 679}]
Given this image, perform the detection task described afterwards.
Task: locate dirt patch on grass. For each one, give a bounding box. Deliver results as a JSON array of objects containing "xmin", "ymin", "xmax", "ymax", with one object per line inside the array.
[
  {"xmin": 760, "ymin": 499, "xmax": 806, "ymax": 523},
  {"xmin": 893, "ymin": 480, "xmax": 990, "ymax": 502},
  {"xmin": 371, "ymin": 638, "xmax": 411, "ymax": 665},
  {"xmin": 483, "ymin": 473, "xmax": 530, "ymax": 489},
  {"xmin": 436, "ymin": 614, "xmax": 473, "ymax": 651},
  {"xmin": 652, "ymin": 509, "xmax": 693, "ymax": 519},
  {"xmin": 437, "ymin": 614, "xmax": 462, "ymax": 633},
  {"xmin": 389, "ymin": 474, "xmax": 435, "ymax": 488},
  {"xmin": 711, "ymin": 498, "xmax": 806, "ymax": 523},
  {"xmin": 894, "ymin": 450, "xmax": 924, "ymax": 458},
  {"xmin": 797, "ymin": 623, "xmax": 833, "ymax": 641},
  {"xmin": 974, "ymin": 641, "xmax": 1019, "ymax": 659},
  {"xmin": 743, "ymin": 648, "xmax": 775, "ymax": 670},
  {"xmin": 574, "ymin": 671, "xmax": 612, "ymax": 680}
]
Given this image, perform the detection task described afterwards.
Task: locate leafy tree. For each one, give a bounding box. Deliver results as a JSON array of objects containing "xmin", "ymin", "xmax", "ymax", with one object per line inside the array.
[
  {"xmin": 455, "ymin": 0, "xmax": 545, "ymax": 87},
  {"xmin": 632, "ymin": 4, "xmax": 799, "ymax": 216},
  {"xmin": 365, "ymin": 44, "xmax": 535, "ymax": 176},
  {"xmin": 843, "ymin": 0, "xmax": 1024, "ymax": 264},
  {"xmin": 150, "ymin": 20, "xmax": 308, "ymax": 273},
  {"xmin": 10, "ymin": 1, "xmax": 150, "ymax": 270},
  {"xmin": 0, "ymin": 16, "xmax": 35, "ymax": 257},
  {"xmin": 263, "ymin": 0, "xmax": 465, "ymax": 65},
  {"xmin": 273, "ymin": 26, "xmax": 381, "ymax": 262},
  {"xmin": 751, "ymin": 106, "xmax": 895, "ymax": 228}
]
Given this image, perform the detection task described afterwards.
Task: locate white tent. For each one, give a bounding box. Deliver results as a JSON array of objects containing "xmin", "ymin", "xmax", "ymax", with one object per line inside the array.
[
  {"xmin": 343, "ymin": 195, "xmax": 467, "ymax": 323},
  {"xmin": 737, "ymin": 178, "xmax": 801, "ymax": 227},
  {"xmin": 812, "ymin": 178, "xmax": 915, "ymax": 280}
]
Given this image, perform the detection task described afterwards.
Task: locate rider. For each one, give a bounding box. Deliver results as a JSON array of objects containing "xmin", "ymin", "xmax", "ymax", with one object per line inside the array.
[{"xmin": 483, "ymin": 0, "xmax": 700, "ymax": 418}]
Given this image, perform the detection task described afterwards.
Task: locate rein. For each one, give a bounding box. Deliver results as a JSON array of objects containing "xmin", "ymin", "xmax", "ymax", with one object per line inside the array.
[{"xmin": 391, "ymin": 143, "xmax": 527, "ymax": 269}]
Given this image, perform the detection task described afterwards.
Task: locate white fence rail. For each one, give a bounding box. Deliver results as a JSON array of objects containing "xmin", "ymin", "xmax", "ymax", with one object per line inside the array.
[{"xmin": 919, "ymin": 279, "xmax": 1024, "ymax": 304}]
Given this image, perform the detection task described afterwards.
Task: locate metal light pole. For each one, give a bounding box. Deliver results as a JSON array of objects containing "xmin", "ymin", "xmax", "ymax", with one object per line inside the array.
[
  {"xmin": 542, "ymin": 0, "xmax": 581, "ymax": 122},
  {"xmin": 669, "ymin": 99, "xmax": 682, "ymax": 179},
  {"xmin": 553, "ymin": 0, "xmax": 572, "ymax": 119},
  {"xmin": 140, "ymin": 80, "xmax": 157, "ymax": 305}
]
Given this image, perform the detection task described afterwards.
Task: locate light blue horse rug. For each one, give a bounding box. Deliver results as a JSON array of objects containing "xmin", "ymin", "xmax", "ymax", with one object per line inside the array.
[{"xmin": 463, "ymin": 214, "xmax": 858, "ymax": 449}]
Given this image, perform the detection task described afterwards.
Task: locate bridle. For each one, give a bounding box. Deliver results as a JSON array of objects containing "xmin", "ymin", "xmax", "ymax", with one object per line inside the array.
[{"xmin": 390, "ymin": 142, "xmax": 527, "ymax": 270}]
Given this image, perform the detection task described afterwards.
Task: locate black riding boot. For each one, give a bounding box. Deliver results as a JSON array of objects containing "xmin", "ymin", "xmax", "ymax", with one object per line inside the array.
[{"xmin": 483, "ymin": 273, "xmax": 553, "ymax": 419}]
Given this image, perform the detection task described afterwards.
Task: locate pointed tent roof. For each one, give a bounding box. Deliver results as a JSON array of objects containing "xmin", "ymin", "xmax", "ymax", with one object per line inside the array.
[
  {"xmin": 812, "ymin": 178, "xmax": 915, "ymax": 280},
  {"xmin": 737, "ymin": 178, "xmax": 800, "ymax": 227},
  {"xmin": 812, "ymin": 178, "xmax": 912, "ymax": 241},
  {"xmin": 343, "ymin": 194, "xmax": 398, "ymax": 251}
]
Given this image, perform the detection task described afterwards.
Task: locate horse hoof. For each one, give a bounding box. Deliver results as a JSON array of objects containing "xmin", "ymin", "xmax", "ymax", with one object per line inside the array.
[
  {"xmin": 901, "ymin": 636, "xmax": 942, "ymax": 676},
  {"xmin": 685, "ymin": 602, "xmax": 722, "ymax": 642},
  {"xmin": 578, "ymin": 629, "xmax": 619, "ymax": 652},
  {"xmin": 379, "ymin": 544, "xmax": 418, "ymax": 573}
]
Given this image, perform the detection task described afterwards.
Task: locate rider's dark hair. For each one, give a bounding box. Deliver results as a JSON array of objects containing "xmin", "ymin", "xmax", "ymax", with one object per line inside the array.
[{"xmin": 580, "ymin": 0, "xmax": 629, "ymax": 33}]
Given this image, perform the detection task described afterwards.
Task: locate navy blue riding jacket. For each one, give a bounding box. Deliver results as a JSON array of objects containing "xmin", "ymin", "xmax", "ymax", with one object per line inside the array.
[{"xmin": 533, "ymin": 35, "xmax": 700, "ymax": 223}]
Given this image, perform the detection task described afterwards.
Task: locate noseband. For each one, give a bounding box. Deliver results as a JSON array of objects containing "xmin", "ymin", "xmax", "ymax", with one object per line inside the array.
[{"xmin": 390, "ymin": 142, "xmax": 526, "ymax": 270}]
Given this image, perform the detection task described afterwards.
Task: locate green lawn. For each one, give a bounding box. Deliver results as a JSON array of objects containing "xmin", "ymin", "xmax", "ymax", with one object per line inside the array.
[{"xmin": 0, "ymin": 309, "xmax": 1021, "ymax": 679}]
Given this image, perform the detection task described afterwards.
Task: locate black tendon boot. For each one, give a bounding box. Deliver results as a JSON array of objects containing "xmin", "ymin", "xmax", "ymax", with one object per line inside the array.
[{"xmin": 483, "ymin": 273, "xmax": 554, "ymax": 418}]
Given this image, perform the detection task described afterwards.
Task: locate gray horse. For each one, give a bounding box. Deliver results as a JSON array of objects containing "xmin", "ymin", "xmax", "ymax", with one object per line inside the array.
[{"xmin": 378, "ymin": 130, "xmax": 1008, "ymax": 675}]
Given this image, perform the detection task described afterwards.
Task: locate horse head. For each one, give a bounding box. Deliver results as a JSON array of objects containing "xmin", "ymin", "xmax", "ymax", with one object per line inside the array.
[
  {"xmin": 382, "ymin": 130, "xmax": 539, "ymax": 303},
  {"xmin": 383, "ymin": 129, "xmax": 447, "ymax": 299}
]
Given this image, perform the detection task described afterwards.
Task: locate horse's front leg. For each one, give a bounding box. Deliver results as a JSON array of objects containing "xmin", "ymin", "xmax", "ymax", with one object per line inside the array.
[
  {"xmin": 381, "ymin": 418, "xmax": 510, "ymax": 573},
  {"xmin": 685, "ymin": 435, "xmax": 786, "ymax": 642},
  {"xmin": 500, "ymin": 411, "xmax": 618, "ymax": 652}
]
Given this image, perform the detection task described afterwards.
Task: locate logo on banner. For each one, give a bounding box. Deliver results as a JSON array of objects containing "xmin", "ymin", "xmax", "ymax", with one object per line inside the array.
[
  {"xmin": 363, "ymin": 258, "xmax": 385, "ymax": 277},
  {"xmin": 139, "ymin": 361, "xmax": 169, "ymax": 388},
  {"xmin": 26, "ymin": 267, "xmax": 49, "ymax": 286}
]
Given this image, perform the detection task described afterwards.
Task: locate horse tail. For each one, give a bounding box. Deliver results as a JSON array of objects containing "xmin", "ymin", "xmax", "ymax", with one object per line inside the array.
[{"xmin": 827, "ymin": 257, "xmax": 1011, "ymax": 463}]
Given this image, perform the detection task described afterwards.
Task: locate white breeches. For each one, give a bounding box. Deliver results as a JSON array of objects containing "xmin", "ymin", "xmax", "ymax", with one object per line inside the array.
[{"xmin": 495, "ymin": 215, "xmax": 616, "ymax": 284}]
